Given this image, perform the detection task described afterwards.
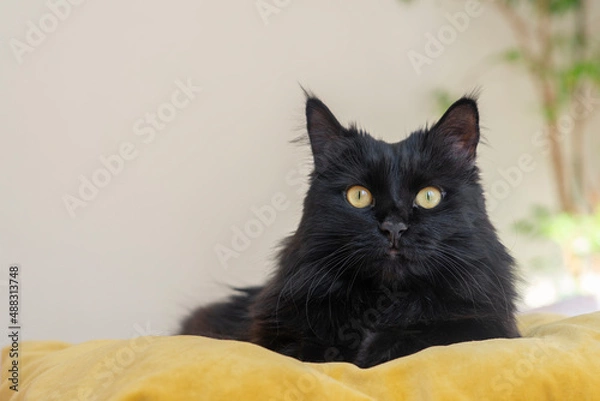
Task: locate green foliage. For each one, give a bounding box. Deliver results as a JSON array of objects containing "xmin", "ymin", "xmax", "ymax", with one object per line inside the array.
[
  {"xmin": 548, "ymin": 0, "xmax": 581, "ymax": 15},
  {"xmin": 560, "ymin": 60, "xmax": 600, "ymax": 88},
  {"xmin": 514, "ymin": 205, "xmax": 600, "ymax": 256},
  {"xmin": 500, "ymin": 48, "xmax": 523, "ymax": 64},
  {"xmin": 571, "ymin": 60, "xmax": 600, "ymax": 84},
  {"xmin": 556, "ymin": 59, "xmax": 600, "ymax": 104},
  {"xmin": 432, "ymin": 89, "xmax": 455, "ymax": 115}
]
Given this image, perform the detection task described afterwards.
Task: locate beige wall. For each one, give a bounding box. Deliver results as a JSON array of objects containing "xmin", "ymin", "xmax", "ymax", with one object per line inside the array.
[{"xmin": 1, "ymin": 0, "xmax": 598, "ymax": 345}]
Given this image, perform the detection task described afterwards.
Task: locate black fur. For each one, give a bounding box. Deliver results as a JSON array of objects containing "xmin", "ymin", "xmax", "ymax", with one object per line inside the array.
[
  {"xmin": 180, "ymin": 95, "xmax": 519, "ymax": 367},
  {"xmin": 179, "ymin": 287, "xmax": 261, "ymax": 341}
]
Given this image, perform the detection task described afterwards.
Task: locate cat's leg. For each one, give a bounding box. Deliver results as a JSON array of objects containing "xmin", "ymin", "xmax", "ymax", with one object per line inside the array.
[
  {"xmin": 354, "ymin": 329, "xmax": 431, "ymax": 368},
  {"xmin": 355, "ymin": 318, "xmax": 520, "ymax": 368}
]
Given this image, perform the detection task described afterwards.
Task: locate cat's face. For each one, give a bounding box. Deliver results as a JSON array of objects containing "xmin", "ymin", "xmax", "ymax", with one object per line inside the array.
[{"xmin": 300, "ymin": 97, "xmax": 504, "ymax": 287}]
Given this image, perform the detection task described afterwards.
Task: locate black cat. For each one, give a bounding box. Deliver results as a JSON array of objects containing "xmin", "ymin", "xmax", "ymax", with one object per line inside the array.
[{"xmin": 180, "ymin": 95, "xmax": 520, "ymax": 368}]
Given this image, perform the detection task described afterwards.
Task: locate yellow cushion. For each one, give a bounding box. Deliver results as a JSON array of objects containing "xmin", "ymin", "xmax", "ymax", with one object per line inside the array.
[{"xmin": 2, "ymin": 313, "xmax": 600, "ymax": 400}]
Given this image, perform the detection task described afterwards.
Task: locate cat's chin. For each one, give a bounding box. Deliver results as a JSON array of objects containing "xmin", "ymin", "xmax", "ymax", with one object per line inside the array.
[
  {"xmin": 372, "ymin": 249, "xmax": 409, "ymax": 282},
  {"xmin": 372, "ymin": 244, "xmax": 431, "ymax": 284}
]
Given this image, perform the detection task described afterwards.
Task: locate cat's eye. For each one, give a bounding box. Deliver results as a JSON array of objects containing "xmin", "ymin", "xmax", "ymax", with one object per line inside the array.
[
  {"xmin": 415, "ymin": 186, "xmax": 443, "ymax": 209},
  {"xmin": 346, "ymin": 186, "xmax": 373, "ymax": 208}
]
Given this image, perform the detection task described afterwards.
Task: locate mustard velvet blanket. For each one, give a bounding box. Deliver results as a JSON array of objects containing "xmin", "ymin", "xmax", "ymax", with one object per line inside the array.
[{"xmin": 2, "ymin": 313, "xmax": 600, "ymax": 401}]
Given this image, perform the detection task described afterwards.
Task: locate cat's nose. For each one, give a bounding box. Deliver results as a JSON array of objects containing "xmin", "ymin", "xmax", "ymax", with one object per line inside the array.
[{"xmin": 379, "ymin": 221, "xmax": 408, "ymax": 246}]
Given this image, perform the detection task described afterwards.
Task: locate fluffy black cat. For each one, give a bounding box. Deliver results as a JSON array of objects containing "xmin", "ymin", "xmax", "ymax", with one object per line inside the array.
[{"xmin": 180, "ymin": 95, "xmax": 520, "ymax": 368}]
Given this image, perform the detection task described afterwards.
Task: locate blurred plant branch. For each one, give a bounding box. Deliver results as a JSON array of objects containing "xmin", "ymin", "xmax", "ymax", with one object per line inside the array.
[
  {"xmin": 399, "ymin": 0, "xmax": 600, "ymax": 284},
  {"xmin": 487, "ymin": 0, "xmax": 600, "ymax": 282},
  {"xmin": 492, "ymin": 0, "xmax": 600, "ymax": 214}
]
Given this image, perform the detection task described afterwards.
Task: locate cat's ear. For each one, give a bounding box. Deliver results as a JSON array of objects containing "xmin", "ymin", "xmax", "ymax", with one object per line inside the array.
[
  {"xmin": 430, "ymin": 97, "xmax": 480, "ymax": 163},
  {"xmin": 305, "ymin": 97, "xmax": 348, "ymax": 172}
]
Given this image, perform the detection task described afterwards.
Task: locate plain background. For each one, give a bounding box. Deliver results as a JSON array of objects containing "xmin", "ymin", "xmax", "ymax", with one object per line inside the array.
[{"xmin": 1, "ymin": 0, "xmax": 599, "ymax": 346}]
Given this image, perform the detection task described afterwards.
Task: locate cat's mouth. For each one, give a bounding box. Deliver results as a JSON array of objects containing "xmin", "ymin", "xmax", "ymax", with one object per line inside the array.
[
  {"xmin": 382, "ymin": 240, "xmax": 418, "ymax": 262},
  {"xmin": 386, "ymin": 245, "xmax": 400, "ymax": 259}
]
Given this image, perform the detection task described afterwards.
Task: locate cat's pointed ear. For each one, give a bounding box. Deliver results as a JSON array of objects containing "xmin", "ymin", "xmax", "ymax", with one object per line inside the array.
[
  {"xmin": 305, "ymin": 96, "xmax": 347, "ymax": 171},
  {"xmin": 431, "ymin": 97, "xmax": 480, "ymax": 163}
]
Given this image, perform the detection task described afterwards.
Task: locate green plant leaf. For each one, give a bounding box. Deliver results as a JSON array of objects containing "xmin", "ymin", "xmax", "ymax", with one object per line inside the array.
[
  {"xmin": 432, "ymin": 89, "xmax": 455, "ymax": 115},
  {"xmin": 499, "ymin": 48, "xmax": 523, "ymax": 64},
  {"xmin": 514, "ymin": 204, "xmax": 600, "ymax": 257},
  {"xmin": 549, "ymin": 0, "xmax": 581, "ymax": 14}
]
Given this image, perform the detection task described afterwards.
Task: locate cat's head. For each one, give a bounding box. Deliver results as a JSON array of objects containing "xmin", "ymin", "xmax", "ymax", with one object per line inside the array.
[{"xmin": 297, "ymin": 95, "xmax": 514, "ymax": 292}]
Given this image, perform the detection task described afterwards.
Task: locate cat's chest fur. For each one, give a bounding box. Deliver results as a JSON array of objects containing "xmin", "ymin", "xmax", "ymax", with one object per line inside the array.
[{"xmin": 265, "ymin": 282, "xmax": 447, "ymax": 361}]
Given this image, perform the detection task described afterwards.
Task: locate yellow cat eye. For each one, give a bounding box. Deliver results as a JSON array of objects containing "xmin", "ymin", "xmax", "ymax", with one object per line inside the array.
[
  {"xmin": 346, "ymin": 186, "xmax": 373, "ymax": 208},
  {"xmin": 415, "ymin": 186, "xmax": 443, "ymax": 209}
]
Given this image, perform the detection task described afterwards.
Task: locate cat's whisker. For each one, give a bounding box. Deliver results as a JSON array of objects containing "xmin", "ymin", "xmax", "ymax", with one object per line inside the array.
[
  {"xmin": 304, "ymin": 245, "xmax": 367, "ymax": 335},
  {"xmin": 433, "ymin": 246, "xmax": 504, "ymax": 314}
]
